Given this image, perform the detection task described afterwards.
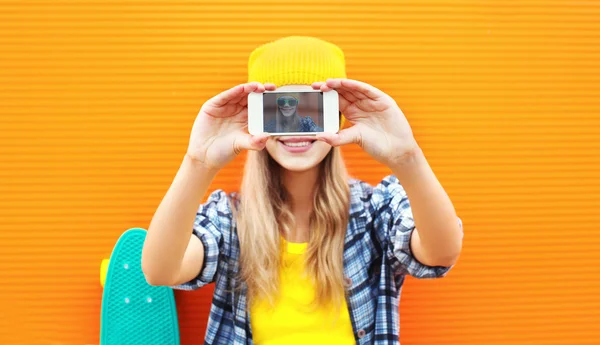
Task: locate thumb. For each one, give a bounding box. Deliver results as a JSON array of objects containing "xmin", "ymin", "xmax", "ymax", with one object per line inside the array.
[
  {"xmin": 233, "ymin": 132, "xmax": 270, "ymax": 154},
  {"xmin": 315, "ymin": 126, "xmax": 362, "ymax": 147}
]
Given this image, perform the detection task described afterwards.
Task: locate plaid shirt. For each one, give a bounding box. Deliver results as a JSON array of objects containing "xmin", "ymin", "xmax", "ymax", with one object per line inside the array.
[
  {"xmin": 264, "ymin": 115, "xmax": 323, "ymax": 133},
  {"xmin": 173, "ymin": 175, "xmax": 462, "ymax": 344}
]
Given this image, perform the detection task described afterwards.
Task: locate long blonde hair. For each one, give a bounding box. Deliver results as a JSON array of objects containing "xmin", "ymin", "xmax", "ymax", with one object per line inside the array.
[{"xmin": 235, "ymin": 146, "xmax": 350, "ymax": 313}]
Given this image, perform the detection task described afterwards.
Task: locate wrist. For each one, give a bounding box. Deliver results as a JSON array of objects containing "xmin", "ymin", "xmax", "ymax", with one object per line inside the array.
[
  {"xmin": 387, "ymin": 138, "xmax": 422, "ymax": 167},
  {"xmin": 184, "ymin": 152, "xmax": 220, "ymax": 177},
  {"xmin": 387, "ymin": 145, "xmax": 428, "ymax": 179}
]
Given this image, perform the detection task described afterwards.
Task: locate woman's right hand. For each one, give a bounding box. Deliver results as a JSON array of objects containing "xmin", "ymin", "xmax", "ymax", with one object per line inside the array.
[{"xmin": 186, "ymin": 82, "xmax": 276, "ymax": 171}]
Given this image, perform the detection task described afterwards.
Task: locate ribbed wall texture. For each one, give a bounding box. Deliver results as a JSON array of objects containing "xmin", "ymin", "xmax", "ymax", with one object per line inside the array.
[{"xmin": 1, "ymin": 1, "xmax": 599, "ymax": 344}]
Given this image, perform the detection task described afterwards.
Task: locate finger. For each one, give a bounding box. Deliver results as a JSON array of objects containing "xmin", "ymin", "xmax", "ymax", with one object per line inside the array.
[
  {"xmin": 215, "ymin": 82, "xmax": 264, "ymax": 107},
  {"xmin": 245, "ymin": 82, "xmax": 265, "ymax": 94},
  {"xmin": 233, "ymin": 132, "xmax": 270, "ymax": 154},
  {"xmin": 338, "ymin": 89, "xmax": 387, "ymax": 113},
  {"xmin": 212, "ymin": 83, "xmax": 254, "ymax": 107},
  {"xmin": 229, "ymin": 82, "xmax": 265, "ymax": 105},
  {"xmin": 264, "ymin": 83, "xmax": 277, "ymax": 91},
  {"xmin": 326, "ymin": 78, "xmax": 384, "ymax": 100},
  {"xmin": 319, "ymin": 83, "xmax": 334, "ymax": 92},
  {"xmin": 231, "ymin": 82, "xmax": 266, "ymax": 105},
  {"xmin": 312, "ymin": 82, "xmax": 325, "ymax": 90},
  {"xmin": 231, "ymin": 93, "xmax": 247, "ymax": 107},
  {"xmin": 310, "ymin": 81, "xmax": 334, "ymax": 92},
  {"xmin": 313, "ymin": 81, "xmax": 335, "ymax": 92},
  {"xmin": 315, "ymin": 126, "xmax": 362, "ymax": 147},
  {"xmin": 311, "ymin": 82, "xmax": 351, "ymax": 111},
  {"xmin": 239, "ymin": 95, "xmax": 249, "ymax": 107},
  {"xmin": 337, "ymin": 89, "xmax": 358, "ymax": 103},
  {"xmin": 338, "ymin": 93, "xmax": 351, "ymax": 113},
  {"xmin": 342, "ymin": 87, "xmax": 364, "ymax": 102}
]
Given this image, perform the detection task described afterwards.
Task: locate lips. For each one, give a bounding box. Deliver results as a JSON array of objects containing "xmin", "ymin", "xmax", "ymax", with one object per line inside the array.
[
  {"xmin": 278, "ymin": 137, "xmax": 317, "ymax": 143},
  {"xmin": 277, "ymin": 137, "xmax": 316, "ymax": 153}
]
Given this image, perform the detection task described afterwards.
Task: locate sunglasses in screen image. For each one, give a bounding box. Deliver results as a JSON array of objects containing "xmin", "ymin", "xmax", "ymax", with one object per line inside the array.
[{"xmin": 276, "ymin": 96, "xmax": 299, "ymax": 107}]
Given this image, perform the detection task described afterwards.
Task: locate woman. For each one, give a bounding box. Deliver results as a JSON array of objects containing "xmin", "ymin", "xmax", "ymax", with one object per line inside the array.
[
  {"xmin": 264, "ymin": 94, "xmax": 323, "ymax": 133},
  {"xmin": 142, "ymin": 36, "xmax": 463, "ymax": 345}
]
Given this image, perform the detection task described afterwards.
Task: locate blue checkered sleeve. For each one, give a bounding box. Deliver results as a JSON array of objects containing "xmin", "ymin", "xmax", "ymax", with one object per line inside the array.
[
  {"xmin": 301, "ymin": 116, "xmax": 323, "ymax": 132},
  {"xmin": 373, "ymin": 175, "xmax": 462, "ymax": 279},
  {"xmin": 264, "ymin": 119, "xmax": 276, "ymax": 133},
  {"xmin": 171, "ymin": 189, "xmax": 231, "ymax": 290}
]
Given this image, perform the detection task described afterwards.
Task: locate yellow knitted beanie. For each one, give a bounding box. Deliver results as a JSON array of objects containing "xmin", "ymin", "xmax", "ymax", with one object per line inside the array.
[{"xmin": 248, "ymin": 36, "xmax": 347, "ymax": 128}]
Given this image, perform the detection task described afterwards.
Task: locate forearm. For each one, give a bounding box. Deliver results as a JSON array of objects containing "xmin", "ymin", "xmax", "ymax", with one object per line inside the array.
[
  {"xmin": 142, "ymin": 154, "xmax": 218, "ymax": 283},
  {"xmin": 390, "ymin": 146, "xmax": 462, "ymax": 266}
]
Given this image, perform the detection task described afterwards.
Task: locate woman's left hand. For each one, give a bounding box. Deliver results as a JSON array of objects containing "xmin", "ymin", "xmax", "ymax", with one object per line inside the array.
[{"xmin": 313, "ymin": 78, "xmax": 419, "ymax": 167}]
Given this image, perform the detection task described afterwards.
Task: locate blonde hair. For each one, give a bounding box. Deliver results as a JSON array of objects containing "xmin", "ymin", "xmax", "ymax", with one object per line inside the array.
[{"xmin": 234, "ymin": 146, "xmax": 350, "ymax": 315}]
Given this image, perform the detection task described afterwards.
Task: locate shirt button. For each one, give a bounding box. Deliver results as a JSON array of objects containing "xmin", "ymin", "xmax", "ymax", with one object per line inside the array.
[
  {"xmin": 357, "ymin": 329, "xmax": 366, "ymax": 338},
  {"xmin": 344, "ymin": 277, "xmax": 352, "ymax": 288}
]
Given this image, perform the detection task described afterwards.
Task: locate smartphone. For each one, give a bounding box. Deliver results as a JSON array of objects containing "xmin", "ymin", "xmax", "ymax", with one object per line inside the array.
[{"xmin": 248, "ymin": 90, "xmax": 339, "ymax": 136}]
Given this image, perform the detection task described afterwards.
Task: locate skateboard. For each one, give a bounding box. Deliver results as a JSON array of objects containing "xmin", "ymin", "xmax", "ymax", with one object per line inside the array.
[{"xmin": 100, "ymin": 228, "xmax": 180, "ymax": 345}]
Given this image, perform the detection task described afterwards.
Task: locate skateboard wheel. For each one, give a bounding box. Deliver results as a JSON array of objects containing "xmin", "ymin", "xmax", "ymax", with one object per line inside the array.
[{"xmin": 100, "ymin": 258, "xmax": 110, "ymax": 288}]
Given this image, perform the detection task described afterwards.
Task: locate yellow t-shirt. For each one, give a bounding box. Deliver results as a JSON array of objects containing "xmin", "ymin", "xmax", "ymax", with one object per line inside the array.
[{"xmin": 249, "ymin": 239, "xmax": 355, "ymax": 345}]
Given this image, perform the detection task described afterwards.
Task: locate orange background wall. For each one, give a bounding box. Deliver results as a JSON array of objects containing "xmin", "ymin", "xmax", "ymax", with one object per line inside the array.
[{"xmin": 1, "ymin": 1, "xmax": 599, "ymax": 344}]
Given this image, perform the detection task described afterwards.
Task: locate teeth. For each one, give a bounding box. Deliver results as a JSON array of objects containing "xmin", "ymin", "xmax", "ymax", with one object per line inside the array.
[{"xmin": 283, "ymin": 141, "xmax": 311, "ymax": 147}]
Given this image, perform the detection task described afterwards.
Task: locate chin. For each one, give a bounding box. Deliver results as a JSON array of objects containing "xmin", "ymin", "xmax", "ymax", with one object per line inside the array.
[
  {"xmin": 265, "ymin": 138, "xmax": 331, "ymax": 172},
  {"xmin": 275, "ymin": 157, "xmax": 322, "ymax": 172}
]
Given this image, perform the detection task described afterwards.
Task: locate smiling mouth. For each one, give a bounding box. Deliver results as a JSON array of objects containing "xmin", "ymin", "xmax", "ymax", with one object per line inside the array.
[
  {"xmin": 282, "ymin": 141, "xmax": 310, "ymax": 147},
  {"xmin": 277, "ymin": 138, "xmax": 317, "ymax": 147}
]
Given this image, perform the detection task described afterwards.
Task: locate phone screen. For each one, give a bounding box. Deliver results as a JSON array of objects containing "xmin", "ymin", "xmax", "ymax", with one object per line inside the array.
[{"xmin": 263, "ymin": 92, "xmax": 324, "ymax": 133}]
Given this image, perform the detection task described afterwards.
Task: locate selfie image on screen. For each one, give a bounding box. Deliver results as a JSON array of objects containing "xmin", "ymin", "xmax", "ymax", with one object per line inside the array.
[{"xmin": 263, "ymin": 92, "xmax": 324, "ymax": 133}]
